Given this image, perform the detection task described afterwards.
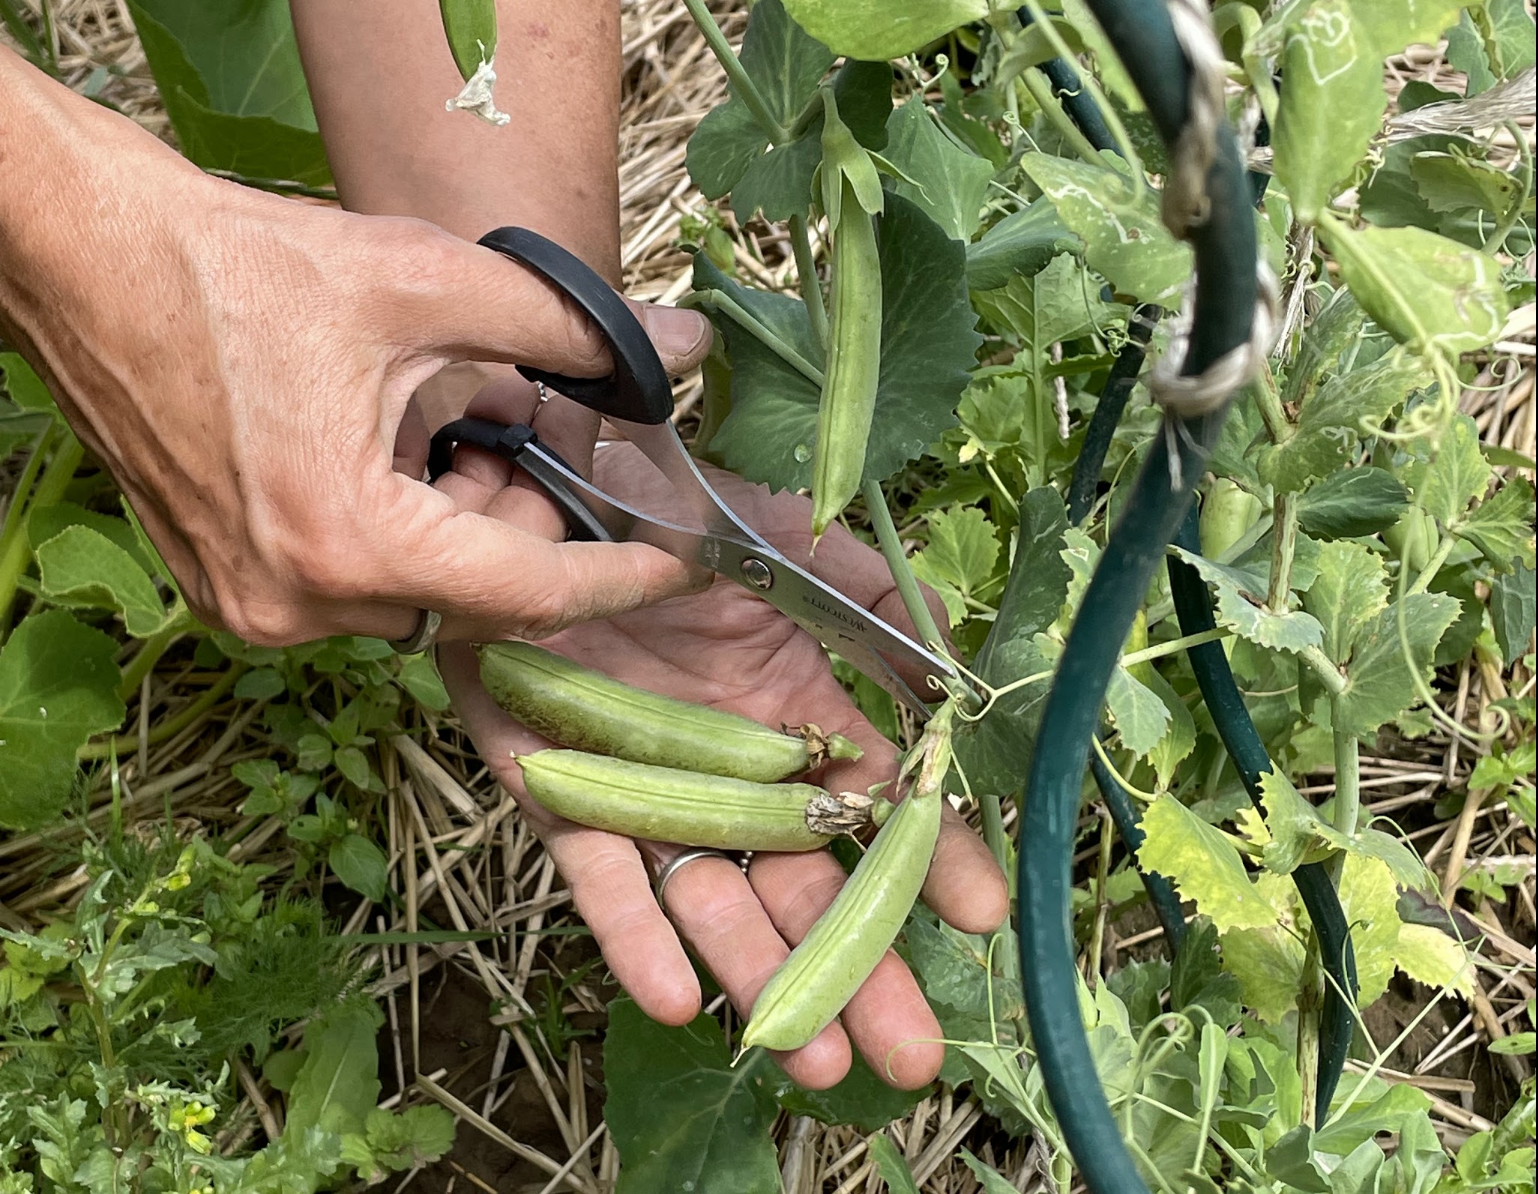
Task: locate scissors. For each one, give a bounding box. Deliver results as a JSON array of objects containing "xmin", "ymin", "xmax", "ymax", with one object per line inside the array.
[{"xmin": 426, "ymin": 227, "xmax": 961, "ymax": 717}]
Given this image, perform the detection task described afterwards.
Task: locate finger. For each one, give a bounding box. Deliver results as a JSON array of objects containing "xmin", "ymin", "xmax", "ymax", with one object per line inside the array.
[
  {"xmin": 436, "ymin": 642, "xmax": 701, "ymax": 1025},
  {"xmin": 748, "ymin": 850, "xmax": 945, "ymax": 1090},
  {"xmin": 651, "ymin": 848, "xmax": 853, "ymax": 1090},
  {"xmin": 397, "ymin": 225, "xmax": 713, "ymax": 379},
  {"xmin": 362, "ymin": 473, "xmax": 701, "ymax": 642}
]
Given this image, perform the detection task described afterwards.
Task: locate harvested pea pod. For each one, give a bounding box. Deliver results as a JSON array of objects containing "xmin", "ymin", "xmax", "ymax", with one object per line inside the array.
[
  {"xmin": 478, "ymin": 642, "xmax": 861, "ymax": 782},
  {"xmin": 515, "ymin": 750, "xmax": 888, "ymax": 852},
  {"xmin": 741, "ymin": 787, "xmax": 941, "ymax": 1052}
]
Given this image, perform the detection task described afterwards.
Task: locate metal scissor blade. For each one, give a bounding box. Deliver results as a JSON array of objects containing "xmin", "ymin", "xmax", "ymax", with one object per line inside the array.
[{"xmin": 519, "ymin": 438, "xmax": 960, "ymax": 718}]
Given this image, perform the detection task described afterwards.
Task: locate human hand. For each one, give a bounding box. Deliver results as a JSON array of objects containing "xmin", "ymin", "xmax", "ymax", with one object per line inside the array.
[
  {"xmin": 0, "ymin": 54, "xmax": 711, "ymax": 647},
  {"xmin": 436, "ymin": 441, "xmax": 1009, "ymax": 1091}
]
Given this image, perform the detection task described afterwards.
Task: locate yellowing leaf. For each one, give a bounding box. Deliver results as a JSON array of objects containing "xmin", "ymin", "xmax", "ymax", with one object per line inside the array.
[
  {"xmin": 1338, "ymin": 854, "xmax": 1402, "ymax": 1004},
  {"xmin": 1137, "ymin": 796, "xmax": 1281, "ymax": 933},
  {"xmin": 1395, "ymin": 923, "xmax": 1473, "ymax": 995},
  {"xmin": 1221, "ymin": 873, "xmax": 1308, "ymax": 1023}
]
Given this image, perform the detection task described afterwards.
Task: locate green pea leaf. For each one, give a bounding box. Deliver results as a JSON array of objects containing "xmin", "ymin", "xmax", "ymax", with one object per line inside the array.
[
  {"xmin": 1323, "ymin": 221, "xmax": 1509, "ymax": 355},
  {"xmin": 910, "ymin": 507, "xmax": 1001, "ymax": 629},
  {"xmin": 1455, "ymin": 476, "xmax": 1536, "ymax": 571},
  {"xmin": 1348, "ymin": 0, "xmax": 1464, "ymax": 58},
  {"xmin": 1170, "ymin": 548, "xmax": 1327, "ymax": 654},
  {"xmin": 0, "ymin": 352, "xmax": 56, "ymax": 413},
  {"xmin": 1105, "ymin": 667, "xmax": 1171, "ymax": 759},
  {"xmin": 881, "ymin": 99, "xmax": 993, "ymax": 242},
  {"xmin": 126, "ymin": 0, "xmax": 330, "ymax": 185},
  {"xmin": 1137, "ymin": 796, "xmax": 1282, "ymax": 933},
  {"xmin": 1220, "ymin": 873, "xmax": 1308, "ymax": 1023},
  {"xmin": 1305, "ymin": 539, "xmax": 1388, "ymax": 665},
  {"xmin": 966, "ymin": 202, "xmax": 1078, "ymax": 290},
  {"xmin": 780, "ymin": 0, "xmax": 987, "ymax": 60},
  {"xmin": 329, "ymin": 834, "xmax": 387, "ymax": 903},
  {"xmin": 604, "ymin": 998, "xmax": 780, "ymax": 1194},
  {"xmin": 958, "ymin": 1150, "xmax": 1020, "ymax": 1194},
  {"xmin": 1490, "ymin": 564, "xmax": 1537, "ymax": 663},
  {"xmin": 34, "ymin": 526, "xmax": 170, "ymax": 639},
  {"xmin": 1295, "ymin": 467, "xmax": 1410, "ymax": 539},
  {"xmin": 956, "ymin": 490, "xmax": 1071, "ymax": 799},
  {"xmin": 1273, "ymin": 0, "xmax": 1386, "ymax": 223},
  {"xmin": 685, "ymin": 0, "xmax": 833, "ymax": 200},
  {"xmin": 701, "ymin": 193, "xmax": 978, "ymax": 493},
  {"xmin": 1410, "ymin": 151, "xmax": 1521, "ymax": 214},
  {"xmin": 0, "ymin": 610, "xmax": 125, "ymax": 830},
  {"xmin": 1019, "ymin": 155, "xmax": 1191, "ymax": 305},
  {"xmin": 1406, "ymin": 412, "xmax": 1493, "ymax": 528},
  {"xmin": 1324, "ymin": 593, "xmax": 1461, "ymax": 738},
  {"xmin": 1259, "ymin": 350, "xmax": 1431, "ymax": 493}
]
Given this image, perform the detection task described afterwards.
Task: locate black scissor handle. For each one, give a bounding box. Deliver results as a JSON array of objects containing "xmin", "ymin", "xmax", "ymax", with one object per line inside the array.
[
  {"xmin": 427, "ymin": 417, "xmax": 612, "ymax": 543},
  {"xmin": 477, "ymin": 227, "xmax": 673, "ymax": 426}
]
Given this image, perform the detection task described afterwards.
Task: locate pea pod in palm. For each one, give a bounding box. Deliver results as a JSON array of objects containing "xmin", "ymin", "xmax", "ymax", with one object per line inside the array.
[
  {"xmin": 741, "ymin": 787, "xmax": 941, "ymax": 1053},
  {"xmin": 477, "ymin": 642, "xmax": 861, "ymax": 781},
  {"xmin": 515, "ymin": 750, "xmax": 888, "ymax": 852}
]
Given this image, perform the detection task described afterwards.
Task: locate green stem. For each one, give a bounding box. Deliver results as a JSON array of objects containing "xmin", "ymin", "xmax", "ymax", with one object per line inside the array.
[
  {"xmin": 1297, "ymin": 939, "xmax": 1322, "ymax": 1126},
  {"xmin": 789, "ymin": 214, "xmax": 829, "ymax": 353},
  {"xmin": 1269, "ymin": 491, "xmax": 1297, "ymax": 610},
  {"xmin": 681, "ymin": 292, "xmax": 824, "ymax": 387},
  {"xmin": 78, "ymin": 663, "xmax": 247, "ymax": 760},
  {"xmin": 1407, "ymin": 532, "xmax": 1456, "ymax": 595},
  {"xmin": 861, "ymin": 478, "xmax": 947, "ymax": 657},
  {"xmin": 1328, "ymin": 724, "xmax": 1360, "ymax": 883},
  {"xmin": 1020, "ymin": 67, "xmax": 1104, "ymax": 165},
  {"xmin": 0, "ymin": 422, "xmax": 54, "ymax": 598},
  {"xmin": 1252, "ymin": 366, "xmax": 1293, "ymax": 444},
  {"xmin": 0, "ymin": 429, "xmax": 83, "ymax": 637},
  {"xmin": 115, "ymin": 604, "xmax": 195, "ymax": 701},
  {"xmin": 1298, "ymin": 644, "xmax": 1348, "ymax": 697},
  {"xmin": 1482, "ymin": 120, "xmax": 1533, "ymax": 255},
  {"xmin": 1120, "ymin": 626, "xmax": 1228, "ymax": 670},
  {"xmin": 980, "ymin": 794, "xmax": 1008, "ymax": 872},
  {"xmin": 680, "ymin": 0, "xmax": 790, "ymax": 143}
]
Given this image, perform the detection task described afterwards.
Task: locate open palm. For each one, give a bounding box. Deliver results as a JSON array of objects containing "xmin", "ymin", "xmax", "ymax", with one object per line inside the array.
[{"xmin": 435, "ymin": 437, "xmax": 1007, "ymax": 1091}]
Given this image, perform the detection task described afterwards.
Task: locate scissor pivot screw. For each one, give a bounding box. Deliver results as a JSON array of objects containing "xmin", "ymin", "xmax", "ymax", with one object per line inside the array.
[{"xmin": 740, "ymin": 558, "xmax": 774, "ymax": 590}]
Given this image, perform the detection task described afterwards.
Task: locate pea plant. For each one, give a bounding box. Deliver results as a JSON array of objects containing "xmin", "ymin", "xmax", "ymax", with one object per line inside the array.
[{"xmin": 593, "ymin": 0, "xmax": 1535, "ymax": 1190}]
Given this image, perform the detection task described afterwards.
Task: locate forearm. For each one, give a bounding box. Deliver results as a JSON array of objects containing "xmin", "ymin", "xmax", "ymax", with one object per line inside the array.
[{"xmin": 289, "ymin": 1, "xmax": 623, "ymax": 282}]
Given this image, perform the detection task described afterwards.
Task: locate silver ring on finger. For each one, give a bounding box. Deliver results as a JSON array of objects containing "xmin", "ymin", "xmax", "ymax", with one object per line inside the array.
[
  {"xmin": 653, "ymin": 848, "xmax": 733, "ymax": 907},
  {"xmin": 390, "ymin": 609, "xmax": 441, "ymax": 654}
]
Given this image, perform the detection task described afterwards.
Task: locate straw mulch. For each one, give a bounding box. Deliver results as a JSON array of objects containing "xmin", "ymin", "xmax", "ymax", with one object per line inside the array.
[{"xmin": 2, "ymin": 2, "xmax": 1535, "ymax": 1191}]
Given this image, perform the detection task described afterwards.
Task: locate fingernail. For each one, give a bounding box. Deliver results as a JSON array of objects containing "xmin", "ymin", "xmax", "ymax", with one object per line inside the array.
[{"xmin": 641, "ymin": 305, "xmax": 710, "ymax": 361}]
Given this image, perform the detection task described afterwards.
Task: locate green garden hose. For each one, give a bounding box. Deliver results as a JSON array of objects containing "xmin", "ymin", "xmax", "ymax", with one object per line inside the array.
[
  {"xmin": 1018, "ymin": 2, "xmax": 1258, "ymax": 1191},
  {"xmin": 1168, "ymin": 506, "xmax": 1357, "ymax": 1113}
]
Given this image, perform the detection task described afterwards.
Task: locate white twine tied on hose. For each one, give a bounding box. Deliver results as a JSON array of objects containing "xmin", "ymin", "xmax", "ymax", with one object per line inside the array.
[{"xmin": 1146, "ymin": 0, "xmax": 1280, "ymax": 474}]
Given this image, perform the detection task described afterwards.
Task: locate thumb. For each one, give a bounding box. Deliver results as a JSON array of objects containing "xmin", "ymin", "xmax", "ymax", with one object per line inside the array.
[
  {"xmin": 400, "ymin": 230, "xmax": 713, "ymax": 381},
  {"xmin": 369, "ymin": 474, "xmax": 706, "ymax": 642}
]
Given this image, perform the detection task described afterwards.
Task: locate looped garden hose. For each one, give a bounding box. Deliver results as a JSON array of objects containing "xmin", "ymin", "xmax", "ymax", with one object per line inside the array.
[
  {"xmin": 1033, "ymin": 0, "xmax": 1357, "ymax": 1130},
  {"xmin": 1016, "ymin": 2, "xmax": 1260, "ymax": 1191}
]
